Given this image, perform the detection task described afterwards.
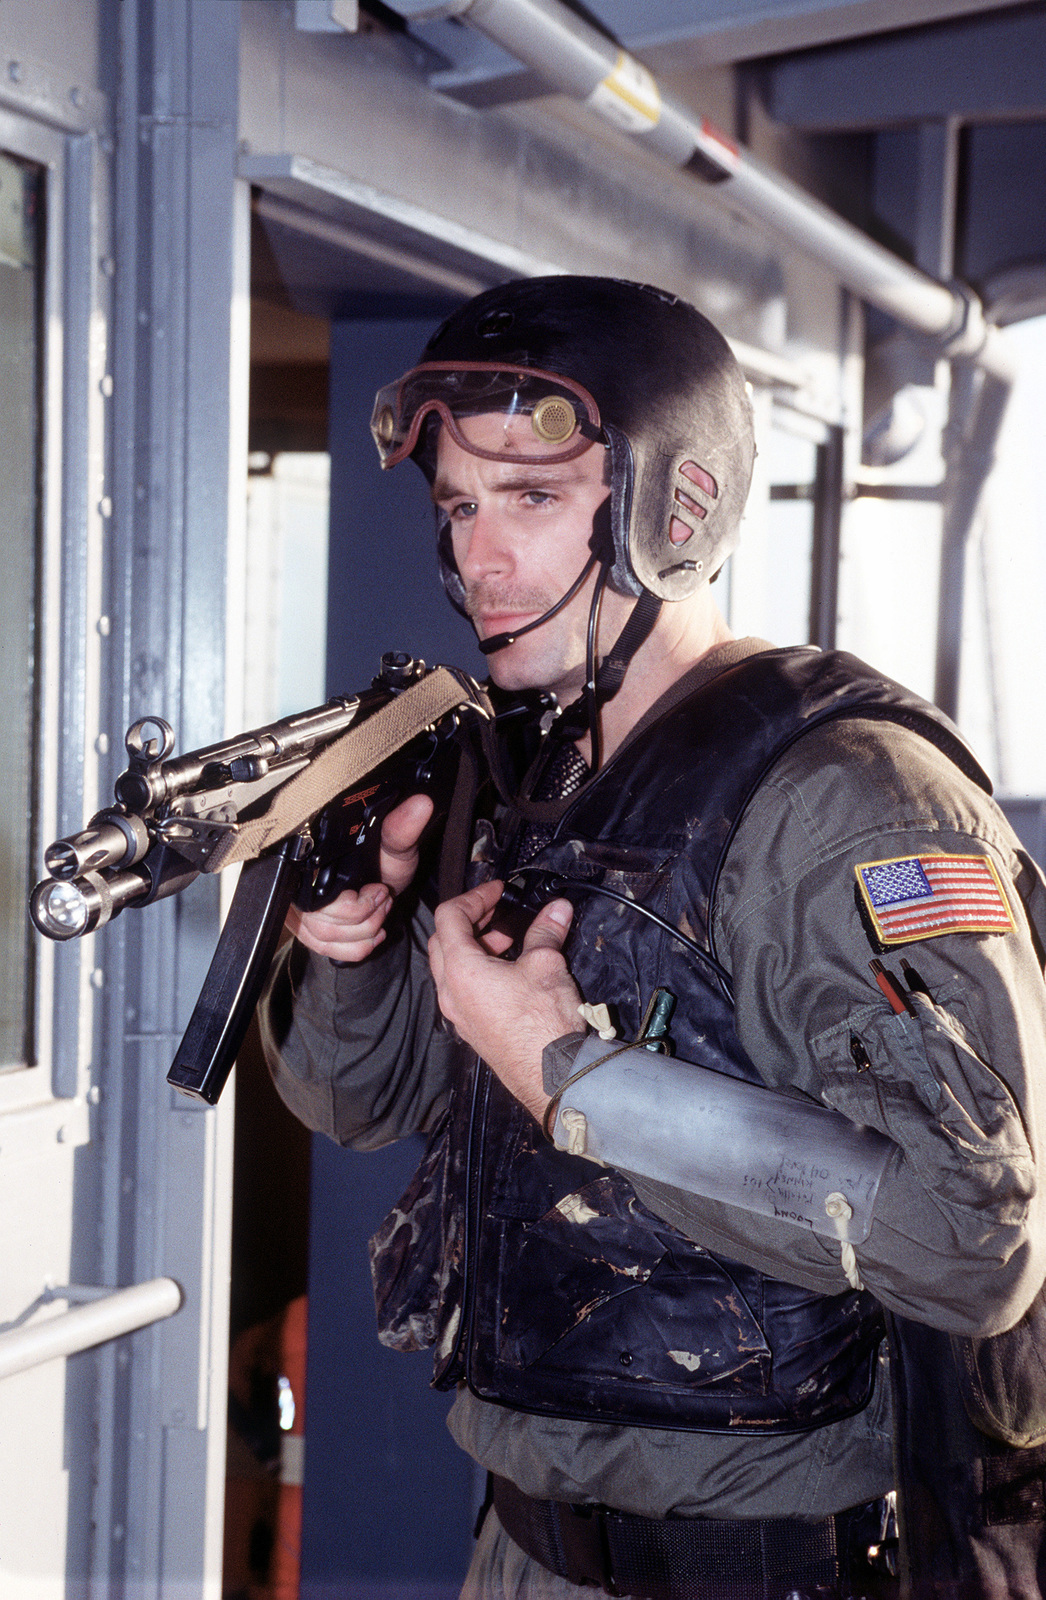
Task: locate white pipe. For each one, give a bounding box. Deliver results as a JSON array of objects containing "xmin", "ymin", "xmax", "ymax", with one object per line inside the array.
[
  {"xmin": 728, "ymin": 337, "xmax": 805, "ymax": 390},
  {"xmin": 0, "ymin": 1279, "xmax": 183, "ymax": 1380},
  {"xmin": 458, "ymin": 0, "xmax": 976, "ymax": 349},
  {"xmin": 721, "ymin": 158, "xmax": 960, "ymax": 336}
]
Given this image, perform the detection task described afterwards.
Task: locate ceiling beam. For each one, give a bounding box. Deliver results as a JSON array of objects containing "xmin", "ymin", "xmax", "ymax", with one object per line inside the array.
[
  {"xmin": 763, "ymin": 3, "xmax": 1046, "ymax": 129},
  {"xmin": 616, "ymin": 0, "xmax": 1040, "ymax": 71}
]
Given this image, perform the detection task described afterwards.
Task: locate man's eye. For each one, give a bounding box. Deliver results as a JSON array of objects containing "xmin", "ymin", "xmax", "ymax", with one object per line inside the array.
[
  {"xmin": 524, "ymin": 490, "xmax": 554, "ymax": 506},
  {"xmin": 448, "ymin": 501, "xmax": 477, "ymax": 520}
]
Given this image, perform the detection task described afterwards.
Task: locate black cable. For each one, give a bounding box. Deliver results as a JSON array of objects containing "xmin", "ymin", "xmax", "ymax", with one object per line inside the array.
[
  {"xmin": 509, "ymin": 867, "xmax": 734, "ymax": 1003},
  {"xmin": 477, "ymin": 552, "xmax": 599, "ymax": 656},
  {"xmin": 583, "ymin": 563, "xmax": 610, "ymax": 773}
]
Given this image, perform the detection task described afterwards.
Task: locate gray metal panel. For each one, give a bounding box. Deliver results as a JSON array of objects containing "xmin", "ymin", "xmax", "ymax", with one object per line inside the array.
[
  {"xmin": 0, "ymin": 65, "xmax": 112, "ymax": 1596},
  {"xmin": 0, "ymin": 0, "xmax": 103, "ymax": 91},
  {"xmin": 51, "ymin": 129, "xmax": 98, "ymax": 1100},
  {"xmin": 243, "ymin": 151, "xmax": 561, "ymax": 289},
  {"xmin": 0, "ymin": 44, "xmax": 106, "ymax": 133},
  {"xmin": 90, "ymin": 0, "xmax": 241, "ymax": 1592},
  {"xmin": 0, "ymin": 87, "xmax": 107, "ymax": 1093}
]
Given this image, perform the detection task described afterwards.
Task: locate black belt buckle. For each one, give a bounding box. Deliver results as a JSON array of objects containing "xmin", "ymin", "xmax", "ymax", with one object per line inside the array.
[{"xmin": 559, "ymin": 1500, "xmax": 614, "ymax": 1592}]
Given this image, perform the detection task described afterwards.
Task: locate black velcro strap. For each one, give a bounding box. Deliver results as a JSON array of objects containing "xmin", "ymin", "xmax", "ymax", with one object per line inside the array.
[
  {"xmin": 558, "ymin": 590, "xmax": 663, "ymax": 740},
  {"xmin": 594, "ymin": 588, "xmax": 663, "ymax": 703},
  {"xmin": 436, "ymin": 734, "xmax": 480, "ymax": 903},
  {"xmin": 491, "ymin": 1474, "xmax": 850, "ymax": 1600}
]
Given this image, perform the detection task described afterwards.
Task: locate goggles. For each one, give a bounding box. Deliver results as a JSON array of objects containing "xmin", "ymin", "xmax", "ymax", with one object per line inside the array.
[{"xmin": 370, "ymin": 361, "xmax": 605, "ymax": 470}]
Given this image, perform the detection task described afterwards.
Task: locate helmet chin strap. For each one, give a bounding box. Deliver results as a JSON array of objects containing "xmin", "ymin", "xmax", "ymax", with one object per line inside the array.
[
  {"xmin": 557, "ymin": 584, "xmax": 662, "ymax": 760},
  {"xmin": 471, "ymin": 498, "xmax": 662, "ymax": 769}
]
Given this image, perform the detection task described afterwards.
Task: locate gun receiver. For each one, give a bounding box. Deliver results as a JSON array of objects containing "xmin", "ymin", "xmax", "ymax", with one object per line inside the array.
[{"xmin": 31, "ymin": 653, "xmax": 492, "ymax": 1104}]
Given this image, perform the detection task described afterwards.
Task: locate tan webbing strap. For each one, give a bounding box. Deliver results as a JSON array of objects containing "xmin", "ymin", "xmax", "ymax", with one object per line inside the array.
[{"xmin": 205, "ymin": 668, "xmax": 486, "ymax": 872}]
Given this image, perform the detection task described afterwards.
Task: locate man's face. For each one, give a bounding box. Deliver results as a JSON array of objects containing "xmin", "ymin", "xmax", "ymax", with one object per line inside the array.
[{"xmin": 433, "ymin": 414, "xmax": 627, "ymax": 700}]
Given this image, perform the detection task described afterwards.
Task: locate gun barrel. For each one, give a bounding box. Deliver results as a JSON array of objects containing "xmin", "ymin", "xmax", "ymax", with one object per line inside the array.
[
  {"xmin": 31, "ymin": 656, "xmax": 442, "ymax": 948},
  {"xmin": 44, "ymin": 812, "xmax": 151, "ymax": 881}
]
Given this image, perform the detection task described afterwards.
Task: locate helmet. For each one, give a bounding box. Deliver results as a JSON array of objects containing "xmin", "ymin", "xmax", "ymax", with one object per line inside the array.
[{"xmin": 370, "ymin": 276, "xmax": 755, "ymax": 605}]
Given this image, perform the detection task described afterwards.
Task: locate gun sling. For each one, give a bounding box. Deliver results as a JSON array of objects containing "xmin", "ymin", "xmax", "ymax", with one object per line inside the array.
[{"xmin": 205, "ymin": 667, "xmax": 490, "ymax": 872}]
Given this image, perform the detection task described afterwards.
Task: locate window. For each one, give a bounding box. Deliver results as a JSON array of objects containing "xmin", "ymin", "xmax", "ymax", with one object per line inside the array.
[
  {"xmin": 724, "ymin": 393, "xmax": 816, "ymax": 646},
  {"xmin": 0, "ymin": 151, "xmax": 44, "ymax": 1070},
  {"xmin": 961, "ymin": 314, "xmax": 1046, "ymax": 794},
  {"xmin": 837, "ymin": 379, "xmax": 947, "ymax": 702}
]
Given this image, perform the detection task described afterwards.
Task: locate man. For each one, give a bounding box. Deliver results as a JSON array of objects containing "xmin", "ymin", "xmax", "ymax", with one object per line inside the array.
[{"xmin": 261, "ymin": 277, "xmax": 1046, "ymax": 1599}]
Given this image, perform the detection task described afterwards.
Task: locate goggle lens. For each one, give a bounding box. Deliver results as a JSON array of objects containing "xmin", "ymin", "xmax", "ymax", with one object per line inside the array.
[{"xmin": 370, "ymin": 362, "xmax": 603, "ymax": 469}]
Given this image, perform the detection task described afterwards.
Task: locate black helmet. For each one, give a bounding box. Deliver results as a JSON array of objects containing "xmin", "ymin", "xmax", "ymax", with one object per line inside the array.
[{"xmin": 370, "ymin": 275, "xmax": 755, "ymax": 605}]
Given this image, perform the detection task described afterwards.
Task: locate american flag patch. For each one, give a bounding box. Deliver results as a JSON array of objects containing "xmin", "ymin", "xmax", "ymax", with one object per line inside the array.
[{"xmin": 855, "ymin": 853, "xmax": 1015, "ymax": 946}]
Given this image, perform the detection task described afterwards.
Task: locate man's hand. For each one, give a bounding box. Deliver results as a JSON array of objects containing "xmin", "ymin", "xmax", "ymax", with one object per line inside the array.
[
  {"xmin": 428, "ymin": 878, "xmax": 581, "ymax": 1125},
  {"xmin": 285, "ymin": 793, "xmax": 434, "ymax": 962}
]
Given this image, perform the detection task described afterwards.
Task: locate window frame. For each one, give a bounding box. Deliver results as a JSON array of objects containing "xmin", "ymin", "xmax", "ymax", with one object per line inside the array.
[{"xmin": 0, "ymin": 97, "xmax": 108, "ymax": 1131}]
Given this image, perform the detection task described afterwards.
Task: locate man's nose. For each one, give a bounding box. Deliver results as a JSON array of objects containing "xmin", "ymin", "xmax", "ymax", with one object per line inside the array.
[{"xmin": 457, "ymin": 505, "xmax": 514, "ymax": 583}]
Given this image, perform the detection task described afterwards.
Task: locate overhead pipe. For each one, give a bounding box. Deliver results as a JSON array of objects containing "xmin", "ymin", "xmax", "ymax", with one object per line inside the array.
[{"xmin": 423, "ymin": 0, "xmax": 1013, "ymax": 717}]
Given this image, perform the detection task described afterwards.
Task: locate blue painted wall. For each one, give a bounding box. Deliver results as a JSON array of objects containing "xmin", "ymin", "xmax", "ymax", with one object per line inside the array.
[{"xmin": 301, "ymin": 315, "xmax": 483, "ymax": 1600}]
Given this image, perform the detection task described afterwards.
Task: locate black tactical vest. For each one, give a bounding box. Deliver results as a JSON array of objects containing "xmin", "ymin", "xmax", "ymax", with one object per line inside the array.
[{"xmin": 372, "ymin": 647, "xmax": 990, "ymax": 1434}]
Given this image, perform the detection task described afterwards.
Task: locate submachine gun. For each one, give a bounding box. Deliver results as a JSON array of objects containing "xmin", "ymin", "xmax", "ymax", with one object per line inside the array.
[{"xmin": 30, "ymin": 654, "xmax": 494, "ymax": 1106}]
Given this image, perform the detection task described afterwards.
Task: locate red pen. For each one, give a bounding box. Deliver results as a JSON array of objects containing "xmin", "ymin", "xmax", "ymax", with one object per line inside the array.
[{"xmin": 870, "ymin": 959, "xmax": 918, "ymax": 1017}]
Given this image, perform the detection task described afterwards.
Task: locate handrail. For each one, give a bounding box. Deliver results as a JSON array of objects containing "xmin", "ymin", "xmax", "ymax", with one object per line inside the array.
[{"xmin": 0, "ymin": 1278, "xmax": 183, "ymax": 1380}]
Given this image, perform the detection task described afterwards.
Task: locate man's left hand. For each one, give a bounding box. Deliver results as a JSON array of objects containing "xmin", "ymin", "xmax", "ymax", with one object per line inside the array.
[{"xmin": 428, "ymin": 879, "xmax": 581, "ymax": 1125}]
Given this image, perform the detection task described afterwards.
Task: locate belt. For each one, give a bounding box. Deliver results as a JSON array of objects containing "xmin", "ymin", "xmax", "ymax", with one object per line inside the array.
[{"xmin": 490, "ymin": 1474, "xmax": 898, "ymax": 1600}]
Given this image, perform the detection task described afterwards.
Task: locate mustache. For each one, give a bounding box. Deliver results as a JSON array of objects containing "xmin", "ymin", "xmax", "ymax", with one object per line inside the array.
[{"xmin": 464, "ymin": 583, "xmax": 558, "ymax": 620}]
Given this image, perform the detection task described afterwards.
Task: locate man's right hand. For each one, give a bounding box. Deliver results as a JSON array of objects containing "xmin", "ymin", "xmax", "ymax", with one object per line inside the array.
[{"xmin": 285, "ymin": 793, "xmax": 434, "ymax": 963}]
